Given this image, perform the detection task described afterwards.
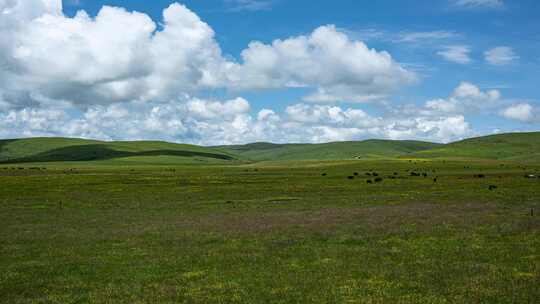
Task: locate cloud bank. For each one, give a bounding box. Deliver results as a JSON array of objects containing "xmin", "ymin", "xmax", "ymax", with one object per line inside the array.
[{"xmin": 1, "ymin": 84, "xmax": 480, "ymax": 144}]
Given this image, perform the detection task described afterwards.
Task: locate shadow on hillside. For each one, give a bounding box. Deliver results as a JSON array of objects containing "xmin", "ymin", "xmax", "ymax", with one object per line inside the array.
[
  {"xmin": 0, "ymin": 144, "xmax": 235, "ymax": 164},
  {"xmin": 0, "ymin": 140, "xmax": 16, "ymax": 157},
  {"xmin": 0, "ymin": 140, "xmax": 16, "ymax": 150}
]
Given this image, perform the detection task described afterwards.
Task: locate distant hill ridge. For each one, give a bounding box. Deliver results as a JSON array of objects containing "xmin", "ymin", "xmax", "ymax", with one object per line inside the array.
[
  {"xmin": 217, "ymin": 139, "xmax": 442, "ymax": 161},
  {"xmin": 0, "ymin": 138, "xmax": 237, "ymax": 164},
  {"xmin": 408, "ymin": 132, "xmax": 540, "ymax": 161},
  {"xmin": 0, "ymin": 132, "xmax": 539, "ymax": 164}
]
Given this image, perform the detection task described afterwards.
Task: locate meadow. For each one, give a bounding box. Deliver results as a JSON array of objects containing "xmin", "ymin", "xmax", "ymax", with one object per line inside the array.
[{"xmin": 1, "ymin": 134, "xmax": 540, "ymax": 303}]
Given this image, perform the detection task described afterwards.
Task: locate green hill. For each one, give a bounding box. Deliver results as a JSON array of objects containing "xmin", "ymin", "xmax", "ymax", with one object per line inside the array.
[
  {"xmin": 0, "ymin": 137, "xmax": 237, "ymax": 164},
  {"xmin": 410, "ymin": 132, "xmax": 540, "ymax": 161},
  {"xmin": 218, "ymin": 140, "xmax": 442, "ymax": 161},
  {"xmin": 1, "ymin": 132, "xmax": 539, "ymax": 164}
]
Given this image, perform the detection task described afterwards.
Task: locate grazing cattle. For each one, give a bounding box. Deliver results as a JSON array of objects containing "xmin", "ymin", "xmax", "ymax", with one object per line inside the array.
[
  {"xmin": 366, "ymin": 180, "xmax": 373, "ymax": 184},
  {"xmin": 488, "ymin": 185, "xmax": 498, "ymax": 191},
  {"xmin": 374, "ymin": 177, "xmax": 383, "ymax": 183},
  {"xmin": 321, "ymin": 173, "xmax": 327, "ymax": 176},
  {"xmin": 348, "ymin": 176, "xmax": 355, "ymax": 180}
]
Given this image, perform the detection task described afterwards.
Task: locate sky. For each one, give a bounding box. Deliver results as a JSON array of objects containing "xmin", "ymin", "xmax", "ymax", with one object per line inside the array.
[{"xmin": 0, "ymin": 0, "xmax": 539, "ymax": 145}]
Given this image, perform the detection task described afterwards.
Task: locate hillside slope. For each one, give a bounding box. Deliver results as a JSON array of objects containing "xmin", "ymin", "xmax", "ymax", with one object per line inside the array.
[
  {"xmin": 2, "ymin": 132, "xmax": 538, "ymax": 164},
  {"xmin": 0, "ymin": 138, "xmax": 238, "ymax": 164},
  {"xmin": 218, "ymin": 140, "xmax": 442, "ymax": 161},
  {"xmin": 410, "ymin": 132, "xmax": 540, "ymax": 161}
]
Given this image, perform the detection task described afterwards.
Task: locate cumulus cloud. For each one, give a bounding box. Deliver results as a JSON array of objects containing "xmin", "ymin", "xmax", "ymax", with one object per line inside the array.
[
  {"xmin": 0, "ymin": 1, "xmax": 512, "ymax": 145},
  {"xmin": 285, "ymin": 104, "xmax": 381, "ymax": 128},
  {"xmin": 385, "ymin": 116, "xmax": 470, "ymax": 143},
  {"xmin": 437, "ymin": 45, "xmax": 472, "ymax": 64},
  {"xmin": 1, "ymin": 1, "xmax": 230, "ymax": 107},
  {"xmin": 0, "ymin": 0, "xmax": 414, "ymax": 109},
  {"xmin": 283, "ymin": 103, "xmax": 471, "ymax": 143},
  {"xmin": 0, "ymin": 97, "xmax": 251, "ymax": 144},
  {"xmin": 452, "ymin": 81, "xmax": 501, "ymax": 101},
  {"xmin": 420, "ymin": 82, "xmax": 501, "ymax": 115},
  {"xmin": 0, "ymin": 94, "xmax": 474, "ymax": 144},
  {"xmin": 484, "ymin": 47, "xmax": 519, "ymax": 66},
  {"xmin": 500, "ymin": 103, "xmax": 538, "ymax": 123},
  {"xmin": 229, "ymin": 25, "xmax": 416, "ymax": 102},
  {"xmin": 11, "ymin": 7, "xmax": 156, "ymax": 103},
  {"xmin": 0, "ymin": 0, "xmax": 62, "ymax": 20}
]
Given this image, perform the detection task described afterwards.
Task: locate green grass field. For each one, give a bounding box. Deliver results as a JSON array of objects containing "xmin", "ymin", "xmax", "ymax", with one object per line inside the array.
[
  {"xmin": 410, "ymin": 132, "xmax": 540, "ymax": 162},
  {"xmin": 1, "ymin": 133, "xmax": 540, "ymax": 303}
]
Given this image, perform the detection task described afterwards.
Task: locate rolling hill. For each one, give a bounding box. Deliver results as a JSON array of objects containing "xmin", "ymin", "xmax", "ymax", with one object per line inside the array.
[
  {"xmin": 0, "ymin": 132, "xmax": 539, "ymax": 164},
  {"xmin": 217, "ymin": 140, "xmax": 442, "ymax": 161},
  {"xmin": 0, "ymin": 137, "xmax": 238, "ymax": 164},
  {"xmin": 409, "ymin": 132, "xmax": 540, "ymax": 161}
]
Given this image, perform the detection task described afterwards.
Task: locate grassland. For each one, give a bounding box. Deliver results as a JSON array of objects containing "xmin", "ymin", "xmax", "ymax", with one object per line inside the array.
[
  {"xmin": 217, "ymin": 140, "xmax": 442, "ymax": 161},
  {"xmin": 1, "ymin": 133, "xmax": 540, "ymax": 303},
  {"xmin": 410, "ymin": 132, "xmax": 540, "ymax": 162},
  {"xmin": 0, "ymin": 138, "xmax": 238, "ymax": 165}
]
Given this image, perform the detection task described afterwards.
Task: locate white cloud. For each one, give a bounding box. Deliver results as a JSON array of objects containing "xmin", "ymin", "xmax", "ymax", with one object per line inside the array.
[
  {"xmin": 0, "ymin": 1, "xmax": 414, "ymax": 109},
  {"xmin": 385, "ymin": 115, "xmax": 470, "ymax": 143},
  {"xmin": 452, "ymin": 81, "xmax": 500, "ymax": 101},
  {"xmin": 484, "ymin": 47, "xmax": 519, "ymax": 66},
  {"xmin": 0, "ymin": 0, "xmax": 62, "ymax": 19},
  {"xmin": 437, "ymin": 45, "xmax": 472, "ymax": 64},
  {"xmin": 424, "ymin": 98, "xmax": 460, "ymax": 113},
  {"xmin": 13, "ymin": 7, "xmax": 156, "ymax": 102},
  {"xmin": 0, "ymin": 97, "xmax": 252, "ymax": 144},
  {"xmin": 186, "ymin": 97, "xmax": 250, "ymax": 120},
  {"xmin": 418, "ymin": 116, "xmax": 470, "ymax": 142},
  {"xmin": 452, "ymin": 0, "xmax": 504, "ymax": 9},
  {"xmin": 500, "ymin": 103, "xmax": 538, "ymax": 123},
  {"xmin": 419, "ymin": 82, "xmax": 501, "ymax": 116},
  {"xmin": 230, "ymin": 25, "xmax": 416, "ymax": 102},
  {"xmin": 146, "ymin": 3, "xmax": 231, "ymax": 97},
  {"xmin": 0, "ymin": 0, "xmax": 421, "ymax": 145},
  {"xmin": 0, "ymin": 1, "xmax": 525, "ymax": 145},
  {"xmin": 1, "ymin": 2, "xmax": 229, "ymax": 106},
  {"xmin": 0, "ymin": 95, "xmax": 474, "ymax": 144},
  {"xmin": 285, "ymin": 104, "xmax": 380, "ymax": 128}
]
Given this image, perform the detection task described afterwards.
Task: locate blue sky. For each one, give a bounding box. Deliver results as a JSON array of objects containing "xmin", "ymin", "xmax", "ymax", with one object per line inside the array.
[{"xmin": 0, "ymin": 0, "xmax": 538, "ymax": 144}]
